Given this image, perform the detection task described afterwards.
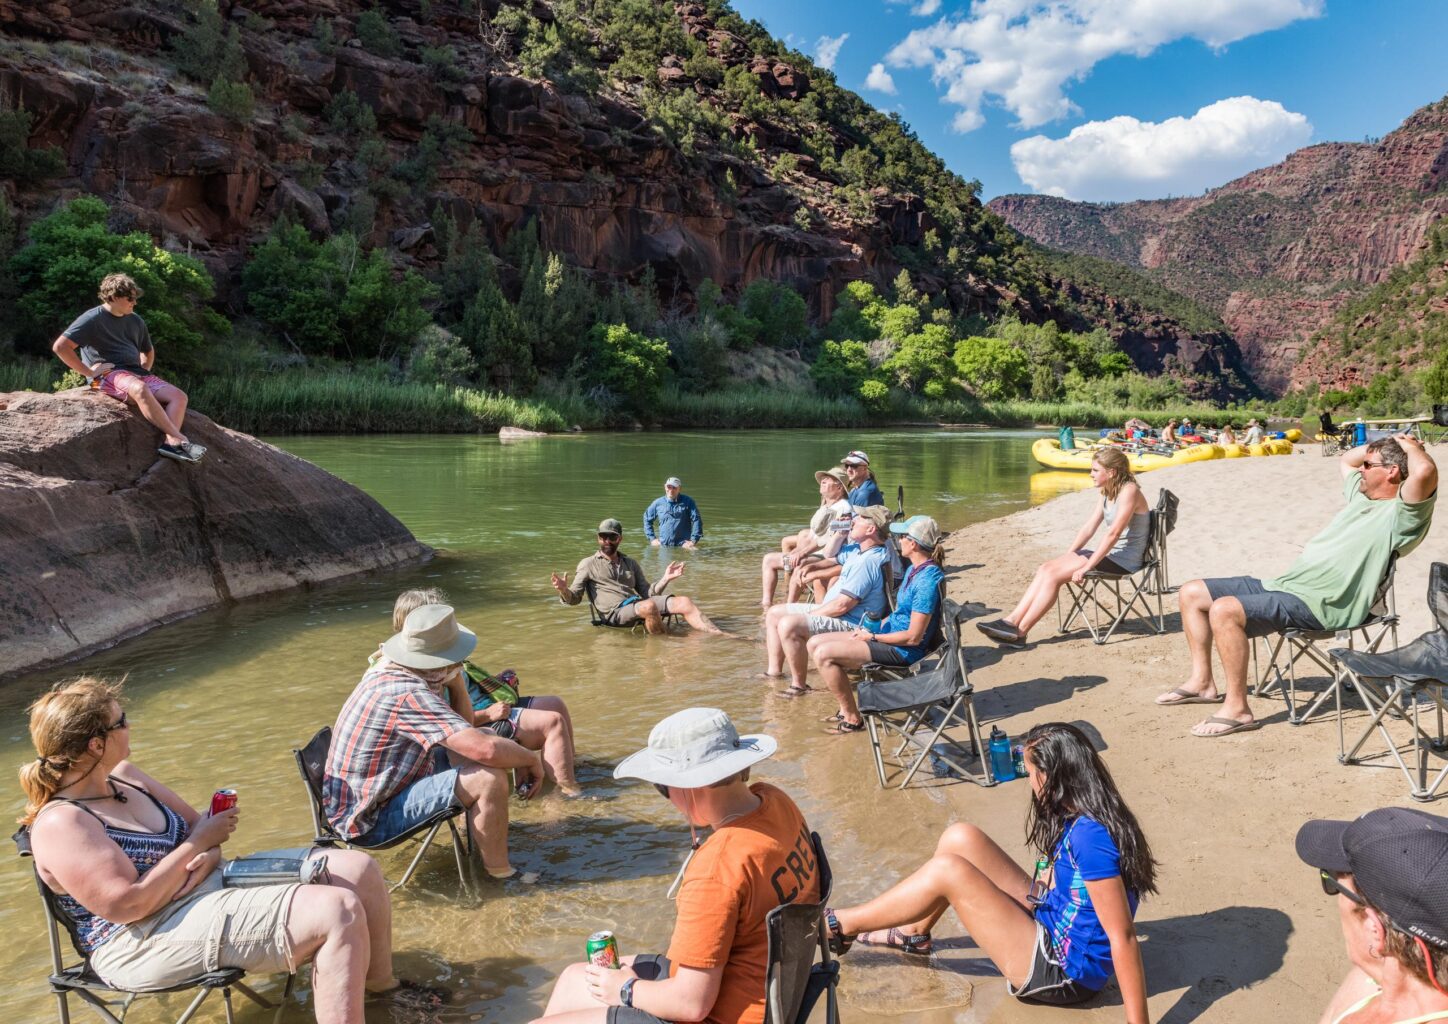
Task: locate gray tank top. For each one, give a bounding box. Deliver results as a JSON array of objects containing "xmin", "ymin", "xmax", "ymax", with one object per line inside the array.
[{"xmin": 1103, "ymin": 494, "xmax": 1150, "ymax": 572}]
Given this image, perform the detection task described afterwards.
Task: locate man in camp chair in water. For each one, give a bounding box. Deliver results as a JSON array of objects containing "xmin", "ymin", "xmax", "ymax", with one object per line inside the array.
[
  {"xmin": 551, "ymin": 518, "xmax": 728, "ymax": 635},
  {"xmin": 1158, "ymin": 435, "xmax": 1437, "ymax": 737}
]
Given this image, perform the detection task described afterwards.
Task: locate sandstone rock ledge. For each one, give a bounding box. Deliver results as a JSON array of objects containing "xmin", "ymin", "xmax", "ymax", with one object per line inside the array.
[{"xmin": 0, "ymin": 390, "xmax": 431, "ymax": 679}]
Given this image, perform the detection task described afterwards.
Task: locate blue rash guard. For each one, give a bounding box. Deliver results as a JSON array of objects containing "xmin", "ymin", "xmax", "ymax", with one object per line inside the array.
[{"xmin": 643, "ymin": 493, "xmax": 703, "ymax": 546}]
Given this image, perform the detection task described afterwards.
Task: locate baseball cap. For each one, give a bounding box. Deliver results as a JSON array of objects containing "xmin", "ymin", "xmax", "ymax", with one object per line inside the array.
[
  {"xmin": 597, "ymin": 518, "xmax": 624, "ymax": 536},
  {"xmin": 665, "ymin": 476, "xmax": 682, "ymax": 488},
  {"xmin": 890, "ymin": 514, "xmax": 942, "ymax": 551},
  {"xmin": 852, "ymin": 505, "xmax": 892, "ymax": 534},
  {"xmin": 842, "ymin": 450, "xmax": 870, "ymax": 466},
  {"xmin": 1296, "ymin": 806, "xmax": 1448, "ymax": 949}
]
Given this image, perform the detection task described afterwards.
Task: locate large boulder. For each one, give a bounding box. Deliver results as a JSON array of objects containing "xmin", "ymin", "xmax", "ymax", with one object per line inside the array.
[{"xmin": 0, "ymin": 390, "xmax": 430, "ymax": 678}]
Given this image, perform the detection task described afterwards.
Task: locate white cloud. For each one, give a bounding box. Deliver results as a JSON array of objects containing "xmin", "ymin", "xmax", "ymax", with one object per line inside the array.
[
  {"xmin": 888, "ymin": 0, "xmax": 944, "ymax": 14},
  {"xmin": 884, "ymin": 0, "xmax": 1322, "ymax": 133},
  {"xmin": 865, "ymin": 62, "xmax": 899, "ymax": 94},
  {"xmin": 1009, "ymin": 96, "xmax": 1313, "ymax": 201},
  {"xmin": 814, "ymin": 33, "xmax": 849, "ymax": 71}
]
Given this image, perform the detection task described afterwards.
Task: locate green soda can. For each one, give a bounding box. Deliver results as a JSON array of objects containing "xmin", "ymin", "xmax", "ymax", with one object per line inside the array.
[{"xmin": 586, "ymin": 930, "xmax": 620, "ymax": 969}]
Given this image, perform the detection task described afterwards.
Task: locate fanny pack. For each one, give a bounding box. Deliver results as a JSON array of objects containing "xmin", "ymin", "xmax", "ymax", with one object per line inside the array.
[{"xmin": 222, "ymin": 853, "xmax": 330, "ymax": 888}]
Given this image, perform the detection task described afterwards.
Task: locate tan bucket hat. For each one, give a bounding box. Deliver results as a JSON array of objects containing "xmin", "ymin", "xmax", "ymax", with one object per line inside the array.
[
  {"xmin": 814, "ymin": 466, "xmax": 849, "ymax": 491},
  {"xmin": 381, "ymin": 604, "xmax": 477, "ymax": 670},
  {"xmin": 614, "ymin": 708, "xmax": 776, "ymax": 789}
]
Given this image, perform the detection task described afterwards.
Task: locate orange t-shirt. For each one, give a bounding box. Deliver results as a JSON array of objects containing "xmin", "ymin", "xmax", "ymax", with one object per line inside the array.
[{"xmin": 666, "ymin": 783, "xmax": 821, "ymax": 1024}]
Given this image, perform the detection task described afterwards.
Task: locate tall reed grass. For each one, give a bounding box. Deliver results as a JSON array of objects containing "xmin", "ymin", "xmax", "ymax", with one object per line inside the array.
[
  {"xmin": 654, "ymin": 386, "xmax": 868, "ymax": 427},
  {"xmin": 0, "ymin": 360, "xmax": 59, "ymax": 394}
]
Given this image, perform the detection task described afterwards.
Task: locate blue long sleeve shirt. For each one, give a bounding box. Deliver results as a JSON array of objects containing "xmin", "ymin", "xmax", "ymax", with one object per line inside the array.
[
  {"xmin": 644, "ymin": 494, "xmax": 703, "ymax": 545},
  {"xmin": 849, "ymin": 478, "xmax": 885, "ymax": 508}
]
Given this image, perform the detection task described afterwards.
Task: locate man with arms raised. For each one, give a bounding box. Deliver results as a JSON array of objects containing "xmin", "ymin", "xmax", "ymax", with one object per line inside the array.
[
  {"xmin": 552, "ymin": 518, "xmax": 727, "ymax": 635},
  {"xmin": 1158, "ymin": 435, "xmax": 1437, "ymax": 736}
]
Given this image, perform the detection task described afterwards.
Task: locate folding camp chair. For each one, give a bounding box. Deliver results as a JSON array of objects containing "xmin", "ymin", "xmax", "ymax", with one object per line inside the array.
[
  {"xmin": 1427, "ymin": 405, "xmax": 1448, "ymax": 446},
  {"xmin": 1055, "ymin": 490, "xmax": 1176, "ymax": 645},
  {"xmin": 13, "ymin": 828, "xmax": 291, "ymax": 1024},
  {"xmin": 1252, "ymin": 555, "xmax": 1400, "ymax": 726},
  {"xmin": 856, "ymin": 600, "xmax": 994, "ymax": 789},
  {"xmin": 293, "ymin": 727, "xmax": 470, "ymax": 892},
  {"xmin": 764, "ymin": 833, "xmax": 840, "ymax": 1024},
  {"xmin": 1333, "ymin": 562, "xmax": 1448, "ymax": 800},
  {"xmin": 588, "ymin": 590, "xmax": 680, "ymax": 633}
]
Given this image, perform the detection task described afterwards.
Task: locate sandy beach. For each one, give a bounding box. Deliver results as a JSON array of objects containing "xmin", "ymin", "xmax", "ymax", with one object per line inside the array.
[{"xmin": 835, "ymin": 446, "xmax": 1446, "ymax": 1023}]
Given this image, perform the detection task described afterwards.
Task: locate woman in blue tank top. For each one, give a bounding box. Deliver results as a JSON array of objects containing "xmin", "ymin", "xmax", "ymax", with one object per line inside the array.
[
  {"xmin": 824, "ymin": 723, "xmax": 1156, "ymax": 1018},
  {"xmin": 977, "ymin": 446, "xmax": 1151, "ymax": 646},
  {"xmin": 19, "ymin": 677, "xmax": 443, "ymax": 1020}
]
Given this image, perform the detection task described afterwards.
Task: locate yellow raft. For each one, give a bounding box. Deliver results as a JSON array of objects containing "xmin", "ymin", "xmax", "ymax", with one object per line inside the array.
[{"xmin": 1032, "ymin": 436, "xmax": 1293, "ymax": 472}]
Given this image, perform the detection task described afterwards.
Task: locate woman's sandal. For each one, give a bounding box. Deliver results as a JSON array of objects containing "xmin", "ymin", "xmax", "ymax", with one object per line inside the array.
[
  {"xmin": 824, "ymin": 908, "xmax": 854, "ymax": 955},
  {"xmin": 778, "ymin": 685, "xmax": 815, "ymax": 699},
  {"xmin": 823, "ymin": 719, "xmax": 866, "ymax": 735},
  {"xmin": 856, "ymin": 927, "xmax": 934, "ymax": 956}
]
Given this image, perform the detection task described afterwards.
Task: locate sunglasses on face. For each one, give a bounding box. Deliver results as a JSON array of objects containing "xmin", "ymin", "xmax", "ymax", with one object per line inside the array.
[
  {"xmin": 1320, "ymin": 870, "xmax": 1367, "ymax": 907},
  {"xmin": 101, "ymin": 712, "xmax": 128, "ymax": 735},
  {"xmin": 598, "ymin": 533, "xmax": 619, "ymax": 541},
  {"xmin": 1362, "ymin": 461, "xmax": 1388, "ymax": 471},
  {"xmin": 654, "ymin": 783, "xmax": 671, "ymax": 799}
]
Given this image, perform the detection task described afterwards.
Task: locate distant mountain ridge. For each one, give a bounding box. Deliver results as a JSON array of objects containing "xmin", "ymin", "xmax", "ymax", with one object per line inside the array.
[{"xmin": 989, "ymin": 96, "xmax": 1448, "ymax": 392}]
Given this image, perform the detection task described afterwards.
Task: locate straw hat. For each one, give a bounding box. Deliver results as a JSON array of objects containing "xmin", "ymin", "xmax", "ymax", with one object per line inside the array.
[
  {"xmin": 381, "ymin": 604, "xmax": 477, "ymax": 670},
  {"xmin": 615, "ymin": 708, "xmax": 776, "ymax": 789}
]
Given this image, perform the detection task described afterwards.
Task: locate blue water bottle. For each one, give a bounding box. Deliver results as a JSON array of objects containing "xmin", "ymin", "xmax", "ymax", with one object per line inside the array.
[
  {"xmin": 1353, "ymin": 420, "xmax": 1367, "ymax": 447},
  {"xmin": 989, "ymin": 727, "xmax": 1014, "ymax": 783}
]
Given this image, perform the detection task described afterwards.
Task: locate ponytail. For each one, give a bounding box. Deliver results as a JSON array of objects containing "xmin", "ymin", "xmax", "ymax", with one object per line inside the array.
[{"xmin": 18, "ymin": 677, "xmax": 122, "ymax": 825}]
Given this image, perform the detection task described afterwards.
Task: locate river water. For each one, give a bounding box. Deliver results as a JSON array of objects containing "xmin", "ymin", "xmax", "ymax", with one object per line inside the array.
[{"xmin": 0, "ymin": 429, "xmax": 1086, "ymax": 1023}]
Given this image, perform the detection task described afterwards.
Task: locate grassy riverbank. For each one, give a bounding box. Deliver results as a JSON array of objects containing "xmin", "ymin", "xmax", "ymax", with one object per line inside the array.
[{"xmin": 1, "ymin": 361, "xmax": 1266, "ymax": 433}]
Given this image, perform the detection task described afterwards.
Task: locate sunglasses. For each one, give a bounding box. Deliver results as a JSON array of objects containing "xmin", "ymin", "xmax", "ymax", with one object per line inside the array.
[
  {"xmin": 598, "ymin": 533, "xmax": 620, "ymax": 540},
  {"xmin": 101, "ymin": 711, "xmax": 128, "ymax": 735},
  {"xmin": 654, "ymin": 783, "xmax": 671, "ymax": 799},
  {"xmin": 1362, "ymin": 461, "xmax": 1388, "ymax": 470},
  {"xmin": 1320, "ymin": 870, "xmax": 1367, "ymax": 907}
]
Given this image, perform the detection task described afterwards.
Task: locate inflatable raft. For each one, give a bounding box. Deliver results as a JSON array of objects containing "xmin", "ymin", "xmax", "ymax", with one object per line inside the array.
[{"xmin": 1032, "ymin": 436, "xmax": 1293, "ymax": 472}]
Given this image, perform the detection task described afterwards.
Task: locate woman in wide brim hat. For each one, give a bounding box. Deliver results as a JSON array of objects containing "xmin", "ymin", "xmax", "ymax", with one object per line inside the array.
[
  {"xmin": 531, "ymin": 709, "xmax": 819, "ymax": 1024},
  {"xmin": 760, "ymin": 466, "xmax": 852, "ymax": 609}
]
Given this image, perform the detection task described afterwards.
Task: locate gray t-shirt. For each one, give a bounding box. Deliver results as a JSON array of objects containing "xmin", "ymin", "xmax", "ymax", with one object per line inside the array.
[{"xmin": 63, "ymin": 306, "xmax": 153, "ymax": 376}]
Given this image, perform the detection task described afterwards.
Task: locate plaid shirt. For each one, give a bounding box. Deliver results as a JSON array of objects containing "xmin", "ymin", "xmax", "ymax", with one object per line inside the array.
[{"xmin": 323, "ymin": 664, "xmax": 467, "ymax": 839}]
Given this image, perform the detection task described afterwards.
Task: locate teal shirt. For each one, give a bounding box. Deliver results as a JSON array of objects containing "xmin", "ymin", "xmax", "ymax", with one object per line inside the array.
[{"xmin": 1265, "ymin": 471, "xmax": 1436, "ymax": 630}]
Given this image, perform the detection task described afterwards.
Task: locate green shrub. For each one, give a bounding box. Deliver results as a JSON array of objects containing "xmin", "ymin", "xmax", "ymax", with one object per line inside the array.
[
  {"xmin": 858, "ymin": 378, "xmax": 889, "ymax": 410},
  {"xmin": 8, "ymin": 197, "xmax": 226, "ymax": 367},
  {"xmin": 665, "ymin": 315, "xmax": 730, "ymax": 392},
  {"xmin": 421, "ymin": 44, "xmax": 467, "ymax": 86},
  {"xmin": 588, "ymin": 323, "xmax": 669, "ymax": 412},
  {"xmin": 406, "ymin": 328, "xmax": 478, "ymax": 386},
  {"xmin": 312, "ymin": 16, "xmax": 339, "ymax": 55},
  {"xmin": 953, "ymin": 335, "xmax": 1029, "ymax": 400},
  {"xmin": 168, "ymin": 1, "xmax": 227, "ymax": 81},
  {"xmin": 325, "ymin": 90, "xmax": 378, "ymax": 137},
  {"xmin": 0, "ymin": 102, "xmax": 64, "ymax": 183},
  {"xmin": 809, "ymin": 339, "xmax": 871, "ymax": 398},
  {"xmin": 355, "ymin": 9, "xmax": 402, "ymax": 58},
  {"xmin": 459, "ymin": 263, "xmax": 532, "ymax": 392},
  {"xmin": 1426, "ymin": 349, "xmax": 1448, "ymax": 404},
  {"xmin": 883, "ymin": 323, "xmax": 953, "ymax": 395},
  {"xmin": 207, "ymin": 77, "xmax": 255, "ymax": 122},
  {"xmin": 737, "ymin": 278, "xmax": 809, "ymax": 349}
]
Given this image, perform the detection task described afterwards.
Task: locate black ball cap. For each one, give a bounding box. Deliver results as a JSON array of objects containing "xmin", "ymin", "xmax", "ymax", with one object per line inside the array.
[{"xmin": 1296, "ymin": 806, "xmax": 1448, "ymax": 949}]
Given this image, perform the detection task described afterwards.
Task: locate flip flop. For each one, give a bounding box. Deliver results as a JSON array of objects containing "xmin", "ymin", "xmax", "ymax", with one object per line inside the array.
[
  {"xmin": 1156, "ymin": 687, "xmax": 1225, "ymax": 706},
  {"xmin": 778, "ymin": 685, "xmax": 815, "ymax": 699},
  {"xmin": 1192, "ymin": 715, "xmax": 1263, "ymax": 738}
]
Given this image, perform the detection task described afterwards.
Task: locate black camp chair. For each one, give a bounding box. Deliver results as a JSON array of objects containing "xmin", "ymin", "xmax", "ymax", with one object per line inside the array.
[
  {"xmin": 856, "ymin": 599, "xmax": 994, "ymax": 789},
  {"xmin": 1333, "ymin": 562, "xmax": 1448, "ymax": 800},
  {"xmin": 13, "ymin": 828, "xmax": 291, "ymax": 1024},
  {"xmin": 764, "ymin": 833, "xmax": 840, "ymax": 1024},
  {"xmin": 1055, "ymin": 489, "xmax": 1176, "ymax": 644},
  {"xmin": 1252, "ymin": 555, "xmax": 1400, "ymax": 725},
  {"xmin": 293, "ymin": 727, "xmax": 470, "ymax": 891}
]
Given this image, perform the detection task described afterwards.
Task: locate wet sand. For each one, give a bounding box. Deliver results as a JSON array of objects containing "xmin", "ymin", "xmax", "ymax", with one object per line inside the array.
[{"xmin": 861, "ymin": 446, "xmax": 1445, "ymax": 1023}]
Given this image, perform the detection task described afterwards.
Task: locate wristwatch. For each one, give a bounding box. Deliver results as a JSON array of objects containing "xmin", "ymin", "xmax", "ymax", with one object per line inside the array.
[{"xmin": 619, "ymin": 977, "xmax": 637, "ymax": 1008}]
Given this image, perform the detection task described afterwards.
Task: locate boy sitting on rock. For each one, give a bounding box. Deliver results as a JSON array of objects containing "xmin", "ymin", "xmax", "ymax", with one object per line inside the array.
[{"xmin": 52, "ymin": 273, "xmax": 206, "ymax": 464}]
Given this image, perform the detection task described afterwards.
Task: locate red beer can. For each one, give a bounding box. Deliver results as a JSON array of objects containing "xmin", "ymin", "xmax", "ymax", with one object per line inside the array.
[{"xmin": 210, "ymin": 789, "xmax": 238, "ymax": 815}]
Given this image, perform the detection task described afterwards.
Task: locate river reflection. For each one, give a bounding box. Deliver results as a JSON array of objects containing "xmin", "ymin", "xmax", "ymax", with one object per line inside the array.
[{"xmin": 1, "ymin": 429, "xmax": 1048, "ymax": 1022}]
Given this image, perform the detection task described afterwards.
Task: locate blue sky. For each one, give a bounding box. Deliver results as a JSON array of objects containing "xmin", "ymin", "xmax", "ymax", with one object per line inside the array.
[{"xmin": 729, "ymin": 0, "xmax": 1448, "ymax": 201}]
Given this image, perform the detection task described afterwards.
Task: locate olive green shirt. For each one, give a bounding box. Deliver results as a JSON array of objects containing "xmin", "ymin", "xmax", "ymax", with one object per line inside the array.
[
  {"xmin": 1265, "ymin": 471, "xmax": 1436, "ymax": 630},
  {"xmin": 561, "ymin": 550, "xmax": 662, "ymax": 616}
]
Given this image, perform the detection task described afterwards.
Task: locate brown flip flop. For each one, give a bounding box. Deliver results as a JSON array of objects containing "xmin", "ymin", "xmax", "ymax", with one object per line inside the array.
[
  {"xmin": 1156, "ymin": 687, "xmax": 1225, "ymax": 706},
  {"xmin": 1193, "ymin": 716, "xmax": 1263, "ymax": 738}
]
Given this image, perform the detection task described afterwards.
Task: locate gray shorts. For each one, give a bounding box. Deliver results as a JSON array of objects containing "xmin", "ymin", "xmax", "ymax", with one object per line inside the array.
[
  {"xmin": 607, "ymin": 954, "xmax": 671, "ymax": 1024},
  {"xmin": 806, "ymin": 614, "xmax": 862, "ymax": 635},
  {"xmin": 608, "ymin": 595, "xmax": 673, "ymax": 625},
  {"xmin": 88, "ymin": 847, "xmax": 319, "ymax": 991},
  {"xmin": 1204, "ymin": 576, "xmax": 1324, "ymax": 638}
]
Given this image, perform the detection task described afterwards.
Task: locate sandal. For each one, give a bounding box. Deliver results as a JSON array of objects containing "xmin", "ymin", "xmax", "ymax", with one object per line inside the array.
[
  {"xmin": 367, "ymin": 978, "xmax": 450, "ymax": 1009},
  {"xmin": 824, "ymin": 908, "xmax": 854, "ymax": 955},
  {"xmin": 778, "ymin": 685, "xmax": 815, "ymax": 699},
  {"xmin": 857, "ymin": 927, "xmax": 934, "ymax": 956},
  {"xmin": 823, "ymin": 719, "xmax": 865, "ymax": 735}
]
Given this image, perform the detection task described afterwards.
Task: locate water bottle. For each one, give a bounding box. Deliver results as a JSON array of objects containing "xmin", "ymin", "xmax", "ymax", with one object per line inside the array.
[{"xmin": 988, "ymin": 727, "xmax": 1014, "ymax": 783}]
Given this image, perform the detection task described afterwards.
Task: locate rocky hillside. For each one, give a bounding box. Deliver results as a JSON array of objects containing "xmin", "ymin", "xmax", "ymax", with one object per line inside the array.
[
  {"xmin": 0, "ymin": 0, "xmax": 1250, "ymax": 397},
  {"xmin": 989, "ymin": 96, "xmax": 1448, "ymax": 392}
]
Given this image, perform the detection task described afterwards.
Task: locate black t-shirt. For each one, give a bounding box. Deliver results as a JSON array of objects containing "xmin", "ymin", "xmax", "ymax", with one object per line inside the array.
[{"xmin": 63, "ymin": 306, "xmax": 153, "ymax": 376}]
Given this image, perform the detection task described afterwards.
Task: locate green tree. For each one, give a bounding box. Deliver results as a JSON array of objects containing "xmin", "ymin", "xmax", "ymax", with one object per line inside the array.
[
  {"xmin": 953, "ymin": 335, "xmax": 1029, "ymax": 400},
  {"xmin": 827, "ymin": 281, "xmax": 883, "ymax": 342},
  {"xmin": 588, "ymin": 323, "xmax": 669, "ymax": 412},
  {"xmin": 1425, "ymin": 349, "xmax": 1448, "ymax": 404},
  {"xmin": 355, "ymin": 9, "xmax": 402, "ymax": 58},
  {"xmin": 0, "ymin": 102, "xmax": 65, "ymax": 183},
  {"xmin": 666, "ymin": 314, "xmax": 730, "ymax": 392},
  {"xmin": 883, "ymin": 323, "xmax": 954, "ymax": 395},
  {"xmin": 8, "ymin": 197, "xmax": 226, "ymax": 365},
  {"xmin": 810, "ymin": 339, "xmax": 872, "ymax": 398},
  {"xmin": 208, "ymin": 76, "xmax": 255, "ymax": 122},
  {"xmin": 737, "ymin": 278, "xmax": 809, "ymax": 349},
  {"xmin": 406, "ymin": 327, "xmax": 478, "ymax": 386},
  {"xmin": 459, "ymin": 264, "xmax": 533, "ymax": 392}
]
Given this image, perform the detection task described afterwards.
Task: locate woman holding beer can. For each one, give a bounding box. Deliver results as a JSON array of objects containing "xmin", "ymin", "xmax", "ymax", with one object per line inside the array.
[
  {"xmin": 531, "ymin": 708, "xmax": 818, "ymax": 1024},
  {"xmin": 18, "ymin": 677, "xmax": 445, "ymax": 1021}
]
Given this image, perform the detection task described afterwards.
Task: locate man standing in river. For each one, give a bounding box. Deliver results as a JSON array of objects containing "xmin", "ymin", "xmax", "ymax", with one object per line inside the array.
[
  {"xmin": 644, "ymin": 476, "xmax": 702, "ymax": 549},
  {"xmin": 551, "ymin": 518, "xmax": 729, "ymax": 635}
]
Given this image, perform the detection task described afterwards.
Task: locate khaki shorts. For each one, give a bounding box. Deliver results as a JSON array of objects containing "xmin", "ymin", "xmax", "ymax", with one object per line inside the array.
[{"xmin": 89, "ymin": 847, "xmax": 315, "ymax": 991}]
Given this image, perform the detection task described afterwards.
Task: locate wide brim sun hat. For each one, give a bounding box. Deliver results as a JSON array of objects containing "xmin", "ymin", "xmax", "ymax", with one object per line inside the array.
[
  {"xmin": 381, "ymin": 603, "xmax": 478, "ymax": 670},
  {"xmin": 814, "ymin": 466, "xmax": 850, "ymax": 490},
  {"xmin": 615, "ymin": 707, "xmax": 777, "ymax": 789}
]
